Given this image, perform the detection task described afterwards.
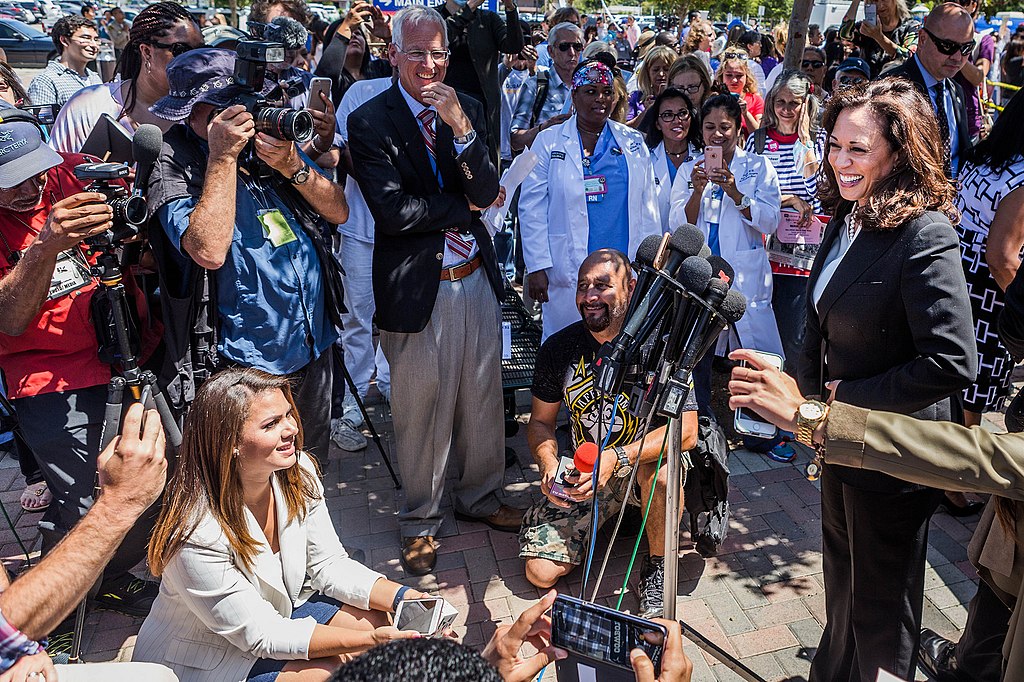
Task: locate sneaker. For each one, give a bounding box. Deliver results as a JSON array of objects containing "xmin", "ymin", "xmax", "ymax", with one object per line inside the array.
[
  {"xmin": 46, "ymin": 627, "xmax": 74, "ymax": 664},
  {"xmin": 94, "ymin": 575, "xmax": 159, "ymax": 617},
  {"xmin": 340, "ymin": 394, "xmax": 364, "ymax": 429},
  {"xmin": 331, "ymin": 418, "xmax": 367, "ymax": 451},
  {"xmin": 637, "ymin": 555, "xmax": 665, "ymax": 619}
]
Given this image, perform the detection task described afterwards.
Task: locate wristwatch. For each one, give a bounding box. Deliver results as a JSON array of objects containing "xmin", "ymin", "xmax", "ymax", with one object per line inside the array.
[
  {"xmin": 453, "ymin": 130, "xmax": 477, "ymax": 146},
  {"xmin": 733, "ymin": 194, "xmax": 752, "ymax": 210},
  {"xmin": 795, "ymin": 399, "xmax": 829, "ymax": 449},
  {"xmin": 612, "ymin": 446, "xmax": 632, "ymax": 479},
  {"xmin": 290, "ymin": 163, "xmax": 311, "ymax": 185}
]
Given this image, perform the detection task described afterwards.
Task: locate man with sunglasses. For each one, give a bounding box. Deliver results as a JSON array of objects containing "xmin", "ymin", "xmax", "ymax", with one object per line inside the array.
[
  {"xmin": 799, "ymin": 45, "xmax": 828, "ymax": 93},
  {"xmin": 509, "ymin": 22, "xmax": 582, "ymax": 153},
  {"xmin": 27, "ymin": 15, "xmax": 102, "ymax": 108},
  {"xmin": 886, "ymin": 3, "xmax": 974, "ymax": 178}
]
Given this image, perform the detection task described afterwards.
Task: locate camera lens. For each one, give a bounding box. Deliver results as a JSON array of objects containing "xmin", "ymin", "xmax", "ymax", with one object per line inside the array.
[
  {"xmin": 254, "ymin": 107, "xmax": 314, "ymax": 143},
  {"xmin": 109, "ymin": 195, "xmax": 148, "ymax": 226}
]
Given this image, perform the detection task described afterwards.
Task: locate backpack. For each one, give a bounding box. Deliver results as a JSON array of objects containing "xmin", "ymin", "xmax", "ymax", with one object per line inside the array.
[
  {"xmin": 683, "ymin": 415, "xmax": 732, "ymax": 557},
  {"xmin": 752, "ymin": 127, "xmax": 768, "ymax": 155}
]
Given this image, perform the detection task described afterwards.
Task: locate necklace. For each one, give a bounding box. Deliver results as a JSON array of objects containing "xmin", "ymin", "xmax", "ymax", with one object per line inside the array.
[
  {"xmin": 667, "ymin": 149, "xmax": 687, "ymax": 158},
  {"xmin": 847, "ymin": 212, "xmax": 862, "ymax": 242},
  {"xmin": 577, "ymin": 122, "xmax": 604, "ymax": 138}
]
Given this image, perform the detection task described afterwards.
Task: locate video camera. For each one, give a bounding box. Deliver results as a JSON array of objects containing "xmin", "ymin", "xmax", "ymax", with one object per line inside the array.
[
  {"xmin": 73, "ymin": 162, "xmax": 147, "ymax": 246},
  {"xmin": 229, "ymin": 40, "xmax": 314, "ymax": 143}
]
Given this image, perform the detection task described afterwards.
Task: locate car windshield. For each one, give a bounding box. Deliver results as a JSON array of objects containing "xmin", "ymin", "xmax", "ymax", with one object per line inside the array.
[{"xmin": 0, "ymin": 17, "xmax": 44, "ymax": 36}]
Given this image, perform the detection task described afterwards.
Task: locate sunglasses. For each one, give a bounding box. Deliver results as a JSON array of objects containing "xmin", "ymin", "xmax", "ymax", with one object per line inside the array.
[
  {"xmin": 722, "ymin": 51, "xmax": 746, "ymax": 60},
  {"xmin": 801, "ymin": 60, "xmax": 825, "ymax": 69},
  {"xmin": 923, "ymin": 27, "xmax": 975, "ymax": 56},
  {"xmin": 838, "ymin": 75, "xmax": 867, "ymax": 86},
  {"xmin": 557, "ymin": 41, "xmax": 583, "ymax": 53},
  {"xmin": 149, "ymin": 40, "xmax": 196, "ymax": 57}
]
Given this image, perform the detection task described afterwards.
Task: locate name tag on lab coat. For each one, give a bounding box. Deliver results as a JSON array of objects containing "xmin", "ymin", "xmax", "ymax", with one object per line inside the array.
[{"xmin": 584, "ymin": 175, "xmax": 607, "ymax": 203}]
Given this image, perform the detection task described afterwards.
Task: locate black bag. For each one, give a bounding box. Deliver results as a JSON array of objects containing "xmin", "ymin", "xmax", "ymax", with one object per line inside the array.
[{"xmin": 683, "ymin": 415, "xmax": 731, "ymax": 557}]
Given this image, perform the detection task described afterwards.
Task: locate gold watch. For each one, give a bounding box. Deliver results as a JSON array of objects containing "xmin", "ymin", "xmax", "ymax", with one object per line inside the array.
[{"xmin": 795, "ymin": 400, "xmax": 829, "ymax": 449}]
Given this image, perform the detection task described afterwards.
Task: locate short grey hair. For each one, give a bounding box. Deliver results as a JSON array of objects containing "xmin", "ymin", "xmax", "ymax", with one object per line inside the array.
[
  {"xmin": 392, "ymin": 5, "xmax": 447, "ymax": 50},
  {"xmin": 549, "ymin": 21, "xmax": 583, "ymax": 45}
]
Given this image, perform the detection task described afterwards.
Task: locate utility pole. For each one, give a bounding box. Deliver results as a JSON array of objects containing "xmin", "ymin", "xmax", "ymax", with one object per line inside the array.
[{"xmin": 784, "ymin": 0, "xmax": 813, "ymax": 69}]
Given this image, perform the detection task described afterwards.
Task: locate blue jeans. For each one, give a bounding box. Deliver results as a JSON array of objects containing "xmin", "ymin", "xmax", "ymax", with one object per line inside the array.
[{"xmin": 246, "ymin": 593, "xmax": 344, "ymax": 681}]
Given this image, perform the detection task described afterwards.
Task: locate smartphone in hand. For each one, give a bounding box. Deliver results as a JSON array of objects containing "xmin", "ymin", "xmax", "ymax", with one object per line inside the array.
[
  {"xmin": 733, "ymin": 351, "xmax": 784, "ymax": 439},
  {"xmin": 704, "ymin": 145, "xmax": 723, "ymax": 173}
]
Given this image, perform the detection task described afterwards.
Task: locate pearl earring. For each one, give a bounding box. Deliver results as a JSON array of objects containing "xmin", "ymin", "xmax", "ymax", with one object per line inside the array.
[{"xmin": 146, "ymin": 60, "xmax": 152, "ymax": 74}]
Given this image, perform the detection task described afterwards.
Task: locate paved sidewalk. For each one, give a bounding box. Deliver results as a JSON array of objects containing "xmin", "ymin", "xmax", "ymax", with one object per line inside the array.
[{"xmin": 0, "ymin": 388, "xmax": 989, "ymax": 681}]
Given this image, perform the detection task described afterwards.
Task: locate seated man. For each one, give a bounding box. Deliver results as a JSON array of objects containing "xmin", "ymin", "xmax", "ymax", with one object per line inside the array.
[
  {"xmin": 519, "ymin": 249, "xmax": 699, "ymax": 619},
  {"xmin": 147, "ymin": 48, "xmax": 349, "ymax": 459},
  {"xmin": 0, "ymin": 403, "xmax": 177, "ymax": 681}
]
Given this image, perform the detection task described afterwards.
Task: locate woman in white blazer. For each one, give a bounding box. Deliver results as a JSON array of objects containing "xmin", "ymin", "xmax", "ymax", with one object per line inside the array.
[
  {"xmin": 133, "ymin": 369, "xmax": 430, "ymax": 682},
  {"xmin": 640, "ymin": 87, "xmax": 703, "ymax": 231},
  {"xmin": 668, "ymin": 93, "xmax": 784, "ymax": 360},
  {"xmin": 520, "ymin": 57, "xmax": 662, "ymax": 341}
]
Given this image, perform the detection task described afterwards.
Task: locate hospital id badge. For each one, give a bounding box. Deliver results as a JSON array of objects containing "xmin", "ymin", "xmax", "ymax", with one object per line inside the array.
[
  {"xmin": 584, "ymin": 174, "xmax": 607, "ymax": 203},
  {"xmin": 47, "ymin": 248, "xmax": 91, "ymax": 300},
  {"xmin": 258, "ymin": 208, "xmax": 298, "ymax": 247}
]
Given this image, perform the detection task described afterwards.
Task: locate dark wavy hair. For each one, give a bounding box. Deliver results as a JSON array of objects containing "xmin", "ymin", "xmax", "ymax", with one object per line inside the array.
[
  {"xmin": 249, "ymin": 0, "xmax": 312, "ymax": 27},
  {"xmin": 641, "ymin": 87, "xmax": 702, "ymax": 152},
  {"xmin": 817, "ymin": 77, "xmax": 956, "ymax": 231},
  {"xmin": 965, "ymin": 89, "xmax": 1024, "ymax": 173},
  {"xmin": 115, "ymin": 2, "xmax": 196, "ymax": 116},
  {"xmin": 50, "ymin": 15, "xmax": 96, "ymax": 54},
  {"xmin": 701, "ymin": 92, "xmax": 742, "ymax": 128},
  {"xmin": 0, "ymin": 62, "xmax": 29, "ymax": 105}
]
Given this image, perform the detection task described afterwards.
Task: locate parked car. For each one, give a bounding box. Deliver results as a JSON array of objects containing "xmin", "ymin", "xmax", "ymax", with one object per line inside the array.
[
  {"xmin": 0, "ymin": 4, "xmax": 35, "ymax": 23},
  {"xmin": 0, "ymin": 18, "xmax": 53, "ymax": 67}
]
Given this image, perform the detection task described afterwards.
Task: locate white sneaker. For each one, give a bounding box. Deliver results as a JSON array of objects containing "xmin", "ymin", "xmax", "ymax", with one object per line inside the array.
[{"xmin": 331, "ymin": 418, "xmax": 367, "ymax": 451}]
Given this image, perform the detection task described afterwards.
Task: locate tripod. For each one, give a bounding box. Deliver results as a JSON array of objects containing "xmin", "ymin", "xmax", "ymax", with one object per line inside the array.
[{"xmin": 68, "ymin": 242, "xmax": 182, "ymax": 664}]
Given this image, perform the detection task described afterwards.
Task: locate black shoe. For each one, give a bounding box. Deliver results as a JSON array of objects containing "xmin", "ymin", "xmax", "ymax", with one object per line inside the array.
[
  {"xmin": 94, "ymin": 575, "xmax": 160, "ymax": 617},
  {"xmin": 637, "ymin": 555, "xmax": 665, "ymax": 619},
  {"xmin": 919, "ymin": 628, "xmax": 959, "ymax": 681}
]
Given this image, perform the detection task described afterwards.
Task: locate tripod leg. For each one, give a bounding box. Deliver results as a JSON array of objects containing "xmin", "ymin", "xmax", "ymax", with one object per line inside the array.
[
  {"xmin": 332, "ymin": 345, "xmax": 401, "ymax": 489},
  {"xmin": 98, "ymin": 377, "xmax": 126, "ymax": 452},
  {"xmin": 140, "ymin": 372, "xmax": 182, "ymax": 449}
]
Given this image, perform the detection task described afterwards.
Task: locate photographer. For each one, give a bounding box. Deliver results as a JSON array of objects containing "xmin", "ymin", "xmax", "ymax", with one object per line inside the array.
[
  {"xmin": 0, "ymin": 404, "xmax": 176, "ymax": 682},
  {"xmin": 0, "ymin": 115, "xmax": 162, "ymax": 621},
  {"xmin": 147, "ymin": 48, "xmax": 348, "ymax": 459}
]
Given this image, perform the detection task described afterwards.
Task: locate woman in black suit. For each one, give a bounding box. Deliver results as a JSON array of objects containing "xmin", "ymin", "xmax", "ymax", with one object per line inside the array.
[{"xmin": 797, "ymin": 78, "xmax": 978, "ymax": 681}]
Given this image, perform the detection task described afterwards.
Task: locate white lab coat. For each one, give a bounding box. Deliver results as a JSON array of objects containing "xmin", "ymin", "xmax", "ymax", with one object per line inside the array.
[
  {"xmin": 520, "ymin": 116, "xmax": 661, "ymax": 340},
  {"xmin": 650, "ymin": 140, "xmax": 699, "ymax": 232},
  {"xmin": 667, "ymin": 146, "xmax": 784, "ymax": 358}
]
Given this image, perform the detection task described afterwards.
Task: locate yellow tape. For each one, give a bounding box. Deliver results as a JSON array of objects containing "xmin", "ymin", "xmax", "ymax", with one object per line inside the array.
[{"xmin": 987, "ymin": 79, "xmax": 1022, "ymax": 91}]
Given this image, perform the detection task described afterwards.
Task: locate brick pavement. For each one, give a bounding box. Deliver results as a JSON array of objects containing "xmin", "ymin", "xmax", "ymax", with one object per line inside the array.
[{"xmin": 0, "ymin": 388, "xmax": 993, "ymax": 681}]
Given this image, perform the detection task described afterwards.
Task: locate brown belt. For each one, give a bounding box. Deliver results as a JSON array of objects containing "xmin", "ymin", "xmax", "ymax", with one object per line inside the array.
[{"xmin": 440, "ymin": 255, "xmax": 482, "ymax": 282}]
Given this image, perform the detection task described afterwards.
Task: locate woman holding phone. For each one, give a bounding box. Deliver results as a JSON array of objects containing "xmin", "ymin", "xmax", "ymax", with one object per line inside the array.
[{"xmin": 134, "ymin": 368, "xmax": 433, "ymax": 682}]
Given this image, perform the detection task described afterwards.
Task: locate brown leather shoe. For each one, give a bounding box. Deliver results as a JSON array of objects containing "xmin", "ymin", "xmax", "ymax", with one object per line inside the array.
[
  {"xmin": 454, "ymin": 504, "xmax": 525, "ymax": 533},
  {"xmin": 401, "ymin": 536, "xmax": 437, "ymax": 576}
]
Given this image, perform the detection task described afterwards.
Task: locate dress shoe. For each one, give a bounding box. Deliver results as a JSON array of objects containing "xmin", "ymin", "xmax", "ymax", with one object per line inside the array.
[
  {"xmin": 919, "ymin": 628, "xmax": 959, "ymax": 681},
  {"xmin": 401, "ymin": 536, "xmax": 437, "ymax": 576},
  {"xmin": 454, "ymin": 504, "xmax": 525, "ymax": 533}
]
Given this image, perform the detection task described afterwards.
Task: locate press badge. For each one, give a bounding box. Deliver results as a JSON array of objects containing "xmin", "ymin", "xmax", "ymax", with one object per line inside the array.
[
  {"xmin": 47, "ymin": 249, "xmax": 91, "ymax": 300},
  {"xmin": 584, "ymin": 175, "xmax": 607, "ymax": 203},
  {"xmin": 258, "ymin": 208, "xmax": 298, "ymax": 247}
]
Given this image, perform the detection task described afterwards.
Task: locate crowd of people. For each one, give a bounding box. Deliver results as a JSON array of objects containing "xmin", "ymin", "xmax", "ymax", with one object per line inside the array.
[{"xmin": 0, "ymin": 0, "xmax": 1022, "ymax": 680}]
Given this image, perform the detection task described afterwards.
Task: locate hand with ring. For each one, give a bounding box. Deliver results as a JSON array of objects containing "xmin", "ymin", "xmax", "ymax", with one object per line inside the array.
[{"xmin": 1, "ymin": 652, "xmax": 56, "ymax": 682}]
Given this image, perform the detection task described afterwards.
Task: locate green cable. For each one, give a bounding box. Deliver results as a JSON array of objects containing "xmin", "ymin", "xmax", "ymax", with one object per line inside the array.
[{"xmin": 615, "ymin": 423, "xmax": 671, "ymax": 610}]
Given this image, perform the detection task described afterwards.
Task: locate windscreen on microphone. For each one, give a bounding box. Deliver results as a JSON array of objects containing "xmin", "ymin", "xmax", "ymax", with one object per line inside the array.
[
  {"xmin": 635, "ymin": 235, "xmax": 663, "ymax": 268},
  {"xmin": 573, "ymin": 442, "xmax": 599, "ymax": 474},
  {"xmin": 265, "ymin": 16, "xmax": 308, "ymax": 49},
  {"xmin": 704, "ymin": 277, "xmax": 730, "ymax": 301},
  {"xmin": 698, "ymin": 244, "xmax": 712, "ymax": 259},
  {"xmin": 706, "ymin": 255, "xmax": 734, "ymax": 287},
  {"xmin": 719, "ymin": 289, "xmax": 747, "ymax": 324},
  {"xmin": 678, "ymin": 256, "xmax": 713, "ymax": 294},
  {"xmin": 669, "ymin": 223, "xmax": 705, "ymax": 260},
  {"xmin": 132, "ymin": 124, "xmax": 163, "ymax": 166}
]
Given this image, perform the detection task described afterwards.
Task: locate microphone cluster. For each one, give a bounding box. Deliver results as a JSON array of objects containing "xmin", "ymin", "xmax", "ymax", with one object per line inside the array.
[{"xmin": 593, "ymin": 224, "xmax": 747, "ymax": 419}]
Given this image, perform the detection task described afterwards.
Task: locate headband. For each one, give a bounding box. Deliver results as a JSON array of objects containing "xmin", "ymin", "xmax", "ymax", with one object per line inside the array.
[{"xmin": 572, "ymin": 61, "xmax": 614, "ymax": 90}]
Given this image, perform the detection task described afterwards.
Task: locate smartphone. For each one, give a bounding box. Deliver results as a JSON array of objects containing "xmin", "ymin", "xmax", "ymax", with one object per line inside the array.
[
  {"xmin": 704, "ymin": 145, "xmax": 723, "ymax": 172},
  {"xmin": 307, "ymin": 76, "xmax": 331, "ymax": 114},
  {"xmin": 733, "ymin": 351, "xmax": 784, "ymax": 439},
  {"xmin": 551, "ymin": 594, "xmax": 667, "ymax": 681},
  {"xmin": 863, "ymin": 2, "xmax": 877, "ymax": 24},
  {"xmin": 549, "ymin": 454, "xmax": 578, "ymax": 501},
  {"xmin": 393, "ymin": 597, "xmax": 458, "ymax": 637},
  {"xmin": 20, "ymin": 103, "xmax": 57, "ymax": 126}
]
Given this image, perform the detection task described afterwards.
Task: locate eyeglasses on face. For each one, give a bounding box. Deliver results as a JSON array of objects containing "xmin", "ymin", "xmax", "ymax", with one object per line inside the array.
[
  {"xmin": 658, "ymin": 109, "xmax": 691, "ymax": 122},
  {"xmin": 801, "ymin": 59, "xmax": 825, "ymax": 69},
  {"xmin": 923, "ymin": 27, "xmax": 975, "ymax": 56},
  {"xmin": 399, "ymin": 49, "xmax": 451, "ymax": 63},
  {"xmin": 149, "ymin": 41, "xmax": 196, "ymax": 57},
  {"xmin": 556, "ymin": 41, "xmax": 583, "ymax": 53},
  {"xmin": 674, "ymin": 82, "xmax": 702, "ymax": 94}
]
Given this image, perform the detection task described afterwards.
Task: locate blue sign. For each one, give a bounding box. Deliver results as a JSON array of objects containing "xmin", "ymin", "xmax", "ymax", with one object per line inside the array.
[{"xmin": 373, "ymin": 0, "xmax": 499, "ymax": 16}]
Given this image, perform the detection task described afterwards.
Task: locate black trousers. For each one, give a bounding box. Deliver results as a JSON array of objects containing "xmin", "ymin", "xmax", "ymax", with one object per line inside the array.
[
  {"xmin": 952, "ymin": 578, "xmax": 1011, "ymax": 682},
  {"xmin": 810, "ymin": 465, "xmax": 942, "ymax": 682}
]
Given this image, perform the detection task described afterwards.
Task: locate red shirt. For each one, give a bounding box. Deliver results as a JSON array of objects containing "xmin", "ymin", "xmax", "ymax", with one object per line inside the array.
[
  {"xmin": 0, "ymin": 154, "xmax": 158, "ymax": 398},
  {"xmin": 742, "ymin": 92, "xmax": 765, "ymax": 133}
]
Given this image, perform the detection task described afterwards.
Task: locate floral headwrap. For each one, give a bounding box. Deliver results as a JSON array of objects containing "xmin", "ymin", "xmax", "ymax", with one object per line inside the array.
[{"xmin": 571, "ymin": 61, "xmax": 615, "ymax": 90}]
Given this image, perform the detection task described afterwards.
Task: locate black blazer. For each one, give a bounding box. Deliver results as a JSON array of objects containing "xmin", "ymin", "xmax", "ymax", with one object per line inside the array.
[
  {"xmin": 347, "ymin": 83, "xmax": 502, "ymax": 334},
  {"xmin": 885, "ymin": 57, "xmax": 972, "ymax": 171},
  {"xmin": 798, "ymin": 205, "xmax": 978, "ymax": 492}
]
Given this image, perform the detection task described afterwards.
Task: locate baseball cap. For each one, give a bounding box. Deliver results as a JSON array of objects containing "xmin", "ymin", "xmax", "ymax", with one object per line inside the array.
[
  {"xmin": 0, "ymin": 116, "xmax": 62, "ymax": 190},
  {"xmin": 150, "ymin": 47, "xmax": 272, "ymax": 122},
  {"xmin": 837, "ymin": 57, "xmax": 871, "ymax": 79}
]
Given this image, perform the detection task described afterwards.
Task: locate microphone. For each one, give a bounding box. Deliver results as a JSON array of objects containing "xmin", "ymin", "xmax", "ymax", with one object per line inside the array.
[
  {"xmin": 573, "ymin": 442, "xmax": 599, "ymax": 473},
  {"xmin": 549, "ymin": 442, "xmax": 600, "ymax": 501},
  {"xmin": 662, "ymin": 256, "xmax": 714, "ymax": 359},
  {"xmin": 706, "ymin": 255, "xmax": 734, "ymax": 288},
  {"xmin": 693, "ymin": 288, "xmax": 747, "ymax": 362},
  {"xmin": 265, "ymin": 16, "xmax": 308, "ymax": 49},
  {"xmin": 131, "ymin": 124, "xmax": 163, "ymax": 198},
  {"xmin": 628, "ymin": 234, "xmax": 666, "ymax": 317}
]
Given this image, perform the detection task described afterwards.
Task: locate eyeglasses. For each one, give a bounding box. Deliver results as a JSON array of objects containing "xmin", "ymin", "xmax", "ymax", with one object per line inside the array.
[
  {"xmin": 399, "ymin": 49, "xmax": 451, "ymax": 63},
  {"xmin": 556, "ymin": 41, "xmax": 583, "ymax": 53},
  {"xmin": 674, "ymin": 83, "xmax": 702, "ymax": 94},
  {"xmin": 923, "ymin": 27, "xmax": 975, "ymax": 56},
  {"xmin": 148, "ymin": 40, "xmax": 196, "ymax": 57},
  {"xmin": 801, "ymin": 60, "xmax": 825, "ymax": 69},
  {"xmin": 722, "ymin": 51, "xmax": 746, "ymax": 60},
  {"xmin": 658, "ymin": 109, "xmax": 691, "ymax": 122},
  {"xmin": 838, "ymin": 75, "xmax": 867, "ymax": 86}
]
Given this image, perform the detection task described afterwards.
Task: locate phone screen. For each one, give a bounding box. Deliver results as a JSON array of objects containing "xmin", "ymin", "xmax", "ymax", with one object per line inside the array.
[
  {"xmin": 551, "ymin": 597, "xmax": 665, "ymax": 671},
  {"xmin": 396, "ymin": 598, "xmax": 440, "ymax": 633},
  {"xmin": 22, "ymin": 104, "xmax": 55, "ymax": 125},
  {"xmin": 735, "ymin": 355, "xmax": 784, "ymax": 429}
]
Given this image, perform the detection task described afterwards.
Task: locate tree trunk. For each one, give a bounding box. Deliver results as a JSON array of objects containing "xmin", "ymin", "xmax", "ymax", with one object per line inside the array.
[
  {"xmin": 229, "ymin": 0, "xmax": 237, "ymax": 28},
  {"xmin": 783, "ymin": 0, "xmax": 813, "ymax": 70}
]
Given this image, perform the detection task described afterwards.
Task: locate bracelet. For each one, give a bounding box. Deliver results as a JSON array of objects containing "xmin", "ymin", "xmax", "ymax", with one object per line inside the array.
[
  {"xmin": 391, "ymin": 585, "xmax": 412, "ymax": 611},
  {"xmin": 311, "ymin": 136, "xmax": 331, "ymax": 154}
]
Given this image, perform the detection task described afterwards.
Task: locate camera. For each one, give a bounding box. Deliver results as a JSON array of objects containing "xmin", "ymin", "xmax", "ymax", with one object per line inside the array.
[
  {"xmin": 230, "ymin": 40, "xmax": 314, "ymax": 143},
  {"xmin": 73, "ymin": 162, "xmax": 147, "ymax": 244}
]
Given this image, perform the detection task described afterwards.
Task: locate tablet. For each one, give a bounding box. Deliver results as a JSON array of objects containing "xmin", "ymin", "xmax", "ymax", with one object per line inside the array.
[{"xmin": 80, "ymin": 113, "xmax": 134, "ymax": 164}]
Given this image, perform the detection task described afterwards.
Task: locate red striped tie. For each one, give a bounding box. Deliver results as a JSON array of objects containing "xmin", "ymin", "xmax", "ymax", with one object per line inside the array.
[{"xmin": 417, "ymin": 108, "xmax": 474, "ymax": 262}]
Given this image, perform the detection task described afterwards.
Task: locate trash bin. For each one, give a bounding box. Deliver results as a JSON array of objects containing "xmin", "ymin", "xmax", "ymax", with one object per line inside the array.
[{"xmin": 97, "ymin": 45, "xmax": 116, "ymax": 82}]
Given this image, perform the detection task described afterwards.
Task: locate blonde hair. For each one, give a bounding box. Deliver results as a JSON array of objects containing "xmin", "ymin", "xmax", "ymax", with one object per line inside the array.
[
  {"xmin": 715, "ymin": 45, "xmax": 758, "ymax": 95},
  {"xmin": 637, "ymin": 46, "xmax": 677, "ymax": 98}
]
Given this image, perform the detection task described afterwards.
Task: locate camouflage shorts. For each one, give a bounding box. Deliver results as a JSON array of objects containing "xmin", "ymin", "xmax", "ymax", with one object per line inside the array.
[{"xmin": 518, "ymin": 476, "xmax": 634, "ymax": 566}]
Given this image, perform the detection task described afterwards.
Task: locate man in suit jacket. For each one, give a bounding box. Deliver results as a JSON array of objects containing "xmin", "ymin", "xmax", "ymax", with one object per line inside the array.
[
  {"xmin": 438, "ymin": 0, "xmax": 524, "ymax": 163},
  {"xmin": 885, "ymin": 3, "xmax": 974, "ymax": 177},
  {"xmin": 348, "ymin": 5, "xmax": 523, "ymax": 576}
]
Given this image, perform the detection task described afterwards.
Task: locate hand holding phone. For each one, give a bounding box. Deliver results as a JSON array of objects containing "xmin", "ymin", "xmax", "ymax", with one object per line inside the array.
[
  {"xmin": 733, "ymin": 350, "xmax": 784, "ymax": 439},
  {"xmin": 704, "ymin": 145, "xmax": 723, "ymax": 173},
  {"xmin": 863, "ymin": 1, "xmax": 877, "ymax": 24},
  {"xmin": 307, "ymin": 77, "xmax": 331, "ymax": 114},
  {"xmin": 393, "ymin": 596, "xmax": 458, "ymax": 637}
]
